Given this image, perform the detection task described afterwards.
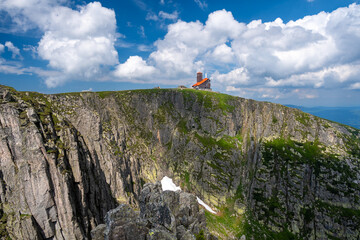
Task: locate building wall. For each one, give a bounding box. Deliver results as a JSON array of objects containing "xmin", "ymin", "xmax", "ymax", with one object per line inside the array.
[{"xmin": 199, "ymin": 80, "xmax": 210, "ymax": 89}]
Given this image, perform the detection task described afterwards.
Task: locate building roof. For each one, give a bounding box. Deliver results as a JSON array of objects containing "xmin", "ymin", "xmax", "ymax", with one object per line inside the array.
[{"xmin": 192, "ymin": 78, "xmax": 209, "ymax": 87}]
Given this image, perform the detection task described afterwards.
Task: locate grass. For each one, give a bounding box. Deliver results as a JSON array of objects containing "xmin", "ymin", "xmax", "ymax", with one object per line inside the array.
[
  {"xmin": 0, "ymin": 85, "xmax": 16, "ymax": 92},
  {"xmin": 243, "ymin": 213, "xmax": 298, "ymax": 240},
  {"xmin": 195, "ymin": 133, "xmax": 238, "ymax": 151},
  {"xmin": 97, "ymin": 91, "xmax": 114, "ymax": 99},
  {"xmin": 272, "ymin": 115, "xmax": 278, "ymax": 124},
  {"xmin": 181, "ymin": 171, "xmax": 192, "ymax": 191},
  {"xmin": 295, "ymin": 111, "xmax": 311, "ymax": 126},
  {"xmin": 179, "ymin": 89, "xmax": 236, "ymax": 113},
  {"xmin": 0, "ymin": 208, "xmax": 10, "ymax": 239},
  {"xmin": 177, "ymin": 119, "xmax": 189, "ymax": 134},
  {"xmin": 195, "ymin": 230, "xmax": 205, "ymax": 240},
  {"xmin": 205, "ymin": 206, "xmax": 244, "ymax": 239}
]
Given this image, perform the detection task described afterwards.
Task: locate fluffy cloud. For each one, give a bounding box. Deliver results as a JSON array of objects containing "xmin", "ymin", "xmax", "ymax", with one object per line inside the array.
[
  {"xmin": 0, "ymin": 0, "xmax": 67, "ymax": 32},
  {"xmin": 228, "ymin": 3, "xmax": 360, "ymax": 90},
  {"xmin": 265, "ymin": 64, "xmax": 360, "ymax": 89},
  {"xmin": 114, "ymin": 56, "xmax": 156, "ymax": 80},
  {"xmin": 212, "ymin": 68, "xmax": 249, "ymax": 85},
  {"xmin": 37, "ymin": 2, "xmax": 118, "ymax": 87},
  {"xmin": 210, "ymin": 44, "xmax": 235, "ymax": 63},
  {"xmin": 138, "ymin": 9, "xmax": 243, "ymax": 80},
  {"xmin": 1, "ymin": 0, "xmax": 119, "ymax": 87}
]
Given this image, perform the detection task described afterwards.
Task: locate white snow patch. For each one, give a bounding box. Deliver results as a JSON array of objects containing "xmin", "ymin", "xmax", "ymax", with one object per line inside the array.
[
  {"xmin": 196, "ymin": 197, "xmax": 217, "ymax": 214},
  {"xmin": 160, "ymin": 176, "xmax": 217, "ymax": 214},
  {"xmin": 161, "ymin": 176, "xmax": 181, "ymax": 191}
]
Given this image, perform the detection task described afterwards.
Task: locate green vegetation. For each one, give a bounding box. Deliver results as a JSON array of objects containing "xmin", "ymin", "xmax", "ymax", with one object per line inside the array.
[
  {"xmin": 195, "ymin": 229, "xmax": 205, "ymax": 240},
  {"xmin": 20, "ymin": 213, "xmax": 31, "ymax": 220},
  {"xmin": 153, "ymin": 102, "xmax": 175, "ymax": 125},
  {"xmin": 343, "ymin": 131, "xmax": 360, "ymax": 157},
  {"xmin": 250, "ymin": 137, "xmax": 360, "ymax": 238},
  {"xmin": 195, "ymin": 133, "xmax": 217, "ymax": 147},
  {"xmin": 195, "ymin": 133, "xmax": 238, "ymax": 151},
  {"xmin": 154, "ymin": 107, "xmax": 166, "ymax": 124},
  {"xmin": 0, "ymin": 208, "xmax": 10, "ymax": 240},
  {"xmin": 316, "ymin": 200, "xmax": 360, "ymax": 225},
  {"xmin": 205, "ymin": 206, "xmax": 243, "ymax": 239},
  {"xmin": 130, "ymin": 88, "xmax": 172, "ymax": 95},
  {"xmin": 179, "ymin": 89, "xmax": 236, "ymax": 113},
  {"xmin": 272, "ymin": 115, "xmax": 278, "ymax": 124},
  {"xmin": 97, "ymin": 91, "xmax": 115, "ymax": 99},
  {"xmin": 243, "ymin": 213, "xmax": 298, "ymax": 240},
  {"xmin": 181, "ymin": 171, "xmax": 192, "ymax": 191},
  {"xmin": 0, "ymin": 84, "xmax": 16, "ymax": 92},
  {"xmin": 46, "ymin": 149, "xmax": 58, "ymax": 154},
  {"xmin": 295, "ymin": 111, "xmax": 311, "ymax": 126},
  {"xmin": 177, "ymin": 119, "xmax": 189, "ymax": 134},
  {"xmin": 262, "ymin": 138, "xmax": 324, "ymax": 168}
]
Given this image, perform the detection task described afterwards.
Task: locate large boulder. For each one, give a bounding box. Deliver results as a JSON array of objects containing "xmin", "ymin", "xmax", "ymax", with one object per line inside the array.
[{"xmin": 92, "ymin": 182, "xmax": 216, "ymax": 240}]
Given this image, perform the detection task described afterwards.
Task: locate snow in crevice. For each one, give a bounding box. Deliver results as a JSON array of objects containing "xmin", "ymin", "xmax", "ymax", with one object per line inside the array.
[
  {"xmin": 196, "ymin": 197, "xmax": 217, "ymax": 214},
  {"xmin": 161, "ymin": 176, "xmax": 181, "ymax": 191},
  {"xmin": 160, "ymin": 176, "xmax": 217, "ymax": 214}
]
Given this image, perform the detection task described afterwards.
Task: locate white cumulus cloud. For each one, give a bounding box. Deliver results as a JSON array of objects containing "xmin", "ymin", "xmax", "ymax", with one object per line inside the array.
[
  {"xmin": 0, "ymin": 0, "xmax": 119, "ymax": 87},
  {"xmin": 210, "ymin": 44, "xmax": 235, "ymax": 63},
  {"xmin": 142, "ymin": 9, "xmax": 243, "ymax": 81},
  {"xmin": 114, "ymin": 56, "xmax": 156, "ymax": 80},
  {"xmin": 37, "ymin": 2, "xmax": 118, "ymax": 87},
  {"xmin": 212, "ymin": 68, "xmax": 250, "ymax": 85}
]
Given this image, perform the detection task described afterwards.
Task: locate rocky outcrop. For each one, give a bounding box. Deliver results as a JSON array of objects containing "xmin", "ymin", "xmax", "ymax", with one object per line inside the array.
[
  {"xmin": 91, "ymin": 181, "xmax": 215, "ymax": 240},
  {"xmin": 0, "ymin": 86, "xmax": 117, "ymax": 239},
  {"xmin": 0, "ymin": 85, "xmax": 359, "ymax": 239}
]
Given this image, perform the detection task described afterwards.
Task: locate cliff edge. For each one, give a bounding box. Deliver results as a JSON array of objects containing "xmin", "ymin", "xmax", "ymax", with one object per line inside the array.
[{"xmin": 0, "ymin": 85, "xmax": 359, "ymax": 239}]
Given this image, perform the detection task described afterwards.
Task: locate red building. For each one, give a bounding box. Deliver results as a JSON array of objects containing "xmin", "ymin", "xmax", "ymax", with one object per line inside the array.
[{"xmin": 192, "ymin": 72, "xmax": 211, "ymax": 90}]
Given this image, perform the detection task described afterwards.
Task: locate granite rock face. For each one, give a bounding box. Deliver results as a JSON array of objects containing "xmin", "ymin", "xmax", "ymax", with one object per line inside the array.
[
  {"xmin": 0, "ymin": 85, "xmax": 359, "ymax": 239},
  {"xmin": 91, "ymin": 181, "xmax": 214, "ymax": 240}
]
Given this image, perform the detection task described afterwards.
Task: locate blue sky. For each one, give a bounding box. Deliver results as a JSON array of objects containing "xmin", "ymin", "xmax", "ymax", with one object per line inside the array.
[{"xmin": 0, "ymin": 0, "xmax": 359, "ymax": 106}]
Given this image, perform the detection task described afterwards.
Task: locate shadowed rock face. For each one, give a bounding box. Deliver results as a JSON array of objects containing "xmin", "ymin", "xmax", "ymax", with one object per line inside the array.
[
  {"xmin": 0, "ymin": 85, "xmax": 359, "ymax": 239},
  {"xmin": 91, "ymin": 182, "xmax": 215, "ymax": 240}
]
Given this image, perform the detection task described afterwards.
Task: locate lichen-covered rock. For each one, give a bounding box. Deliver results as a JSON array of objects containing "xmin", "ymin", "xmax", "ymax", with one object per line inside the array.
[{"xmin": 104, "ymin": 204, "xmax": 148, "ymax": 240}]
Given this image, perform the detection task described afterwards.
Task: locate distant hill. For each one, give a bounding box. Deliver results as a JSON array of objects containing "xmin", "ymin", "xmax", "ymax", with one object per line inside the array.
[{"xmin": 287, "ymin": 105, "xmax": 360, "ymax": 129}]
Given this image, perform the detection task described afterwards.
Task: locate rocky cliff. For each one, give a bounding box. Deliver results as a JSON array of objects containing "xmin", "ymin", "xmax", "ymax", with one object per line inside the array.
[{"xmin": 0, "ymin": 85, "xmax": 359, "ymax": 239}]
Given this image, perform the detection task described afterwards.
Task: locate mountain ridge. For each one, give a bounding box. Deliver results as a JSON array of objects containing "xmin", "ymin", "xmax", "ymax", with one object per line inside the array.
[{"xmin": 0, "ymin": 85, "xmax": 359, "ymax": 239}]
